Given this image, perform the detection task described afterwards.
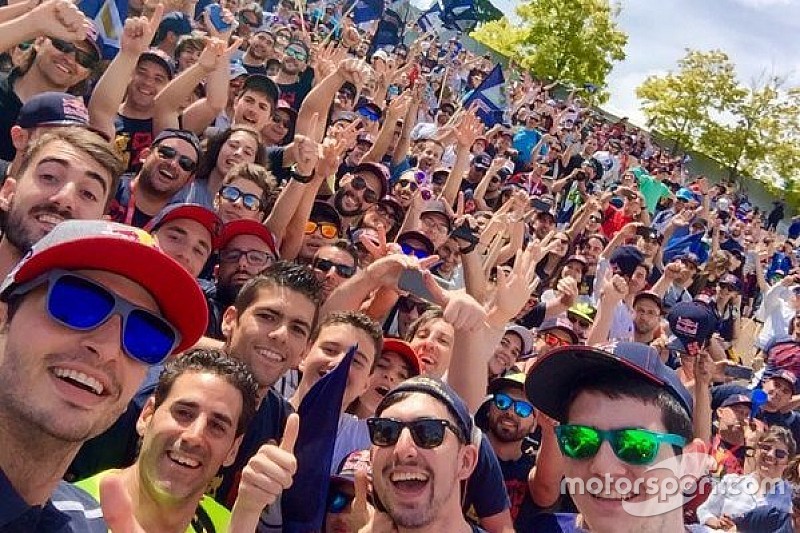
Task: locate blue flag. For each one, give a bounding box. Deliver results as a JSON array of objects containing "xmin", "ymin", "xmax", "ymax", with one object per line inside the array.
[
  {"xmin": 662, "ymin": 231, "xmax": 709, "ymax": 265},
  {"xmin": 417, "ymin": 1, "xmax": 443, "ymax": 33},
  {"xmin": 79, "ymin": 0, "xmax": 126, "ymax": 59},
  {"xmin": 350, "ymin": 0, "xmax": 385, "ymax": 23},
  {"xmin": 281, "ymin": 346, "xmax": 355, "ymax": 532},
  {"xmin": 440, "ymin": 0, "xmax": 477, "ymax": 32},
  {"xmin": 370, "ymin": 8, "xmax": 403, "ymax": 52},
  {"xmin": 463, "ymin": 64, "xmax": 505, "ymax": 127}
]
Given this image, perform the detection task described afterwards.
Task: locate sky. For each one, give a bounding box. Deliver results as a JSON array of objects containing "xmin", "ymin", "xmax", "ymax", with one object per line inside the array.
[{"xmin": 603, "ymin": 0, "xmax": 800, "ymax": 127}]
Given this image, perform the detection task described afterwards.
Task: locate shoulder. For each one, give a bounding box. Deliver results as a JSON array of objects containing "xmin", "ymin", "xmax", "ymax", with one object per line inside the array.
[{"xmin": 51, "ymin": 481, "xmax": 107, "ymax": 532}]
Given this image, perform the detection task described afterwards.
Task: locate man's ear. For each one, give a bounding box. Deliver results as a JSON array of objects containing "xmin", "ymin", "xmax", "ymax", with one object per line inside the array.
[
  {"xmin": 136, "ymin": 396, "xmax": 157, "ymax": 438},
  {"xmin": 456, "ymin": 442, "xmax": 479, "ymax": 481},
  {"xmin": 223, "ymin": 435, "xmax": 244, "ymax": 467},
  {"xmin": 9, "ymin": 126, "xmax": 29, "ymax": 152},
  {"xmin": 0, "ymin": 178, "xmax": 17, "ymax": 213},
  {"xmin": 221, "ymin": 305, "xmax": 239, "ymax": 341}
]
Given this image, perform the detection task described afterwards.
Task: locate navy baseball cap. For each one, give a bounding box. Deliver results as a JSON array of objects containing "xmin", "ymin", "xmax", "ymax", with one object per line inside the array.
[
  {"xmin": 720, "ymin": 394, "xmax": 752, "ymax": 408},
  {"xmin": 472, "ymin": 153, "xmax": 492, "ymax": 169},
  {"xmin": 719, "ymin": 273, "xmax": 742, "ymax": 292},
  {"xmin": 608, "ymin": 245, "xmax": 644, "ymax": 278},
  {"xmin": 17, "ymin": 92, "xmax": 90, "ymax": 129},
  {"xmin": 525, "ymin": 342, "xmax": 693, "ymax": 423},
  {"xmin": 666, "ymin": 301, "xmax": 718, "ymax": 353},
  {"xmin": 354, "ymin": 162, "xmax": 389, "ymax": 198},
  {"xmin": 152, "ymin": 128, "xmax": 202, "ymax": 162},
  {"xmin": 377, "ymin": 376, "xmax": 473, "ymax": 443},
  {"xmin": 139, "ymin": 48, "xmax": 175, "ymax": 79},
  {"xmin": 159, "ymin": 12, "xmax": 192, "ymax": 38}
]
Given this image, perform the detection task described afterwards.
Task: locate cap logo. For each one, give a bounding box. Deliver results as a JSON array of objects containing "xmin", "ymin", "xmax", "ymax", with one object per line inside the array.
[
  {"xmin": 675, "ymin": 317, "xmax": 698, "ymax": 337},
  {"xmin": 62, "ymin": 97, "xmax": 89, "ymax": 123},
  {"xmin": 101, "ymin": 227, "xmax": 158, "ymax": 247}
]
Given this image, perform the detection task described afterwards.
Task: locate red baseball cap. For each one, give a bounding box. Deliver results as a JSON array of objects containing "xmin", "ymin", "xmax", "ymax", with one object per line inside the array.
[
  {"xmin": 382, "ymin": 338, "xmax": 421, "ymax": 377},
  {"xmin": 146, "ymin": 203, "xmax": 222, "ymax": 249},
  {"xmin": 218, "ymin": 220, "xmax": 277, "ymax": 257}
]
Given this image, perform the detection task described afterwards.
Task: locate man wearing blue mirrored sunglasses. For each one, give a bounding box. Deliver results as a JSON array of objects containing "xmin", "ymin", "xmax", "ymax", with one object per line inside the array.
[{"xmin": 0, "ymin": 219, "xmax": 206, "ymax": 532}]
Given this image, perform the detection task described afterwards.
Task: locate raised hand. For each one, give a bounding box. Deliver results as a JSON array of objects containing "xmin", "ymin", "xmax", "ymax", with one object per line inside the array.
[
  {"xmin": 453, "ymin": 105, "xmax": 486, "ymax": 148},
  {"xmin": 100, "ymin": 474, "xmax": 146, "ymax": 533},
  {"xmin": 338, "ymin": 58, "xmax": 374, "ymax": 91},
  {"xmin": 600, "ymin": 270, "xmax": 628, "ymax": 303},
  {"xmin": 294, "ymin": 113, "xmax": 321, "ymax": 177},
  {"xmin": 119, "ymin": 4, "xmax": 164, "ymax": 56},
  {"xmin": 30, "ymin": 0, "xmax": 92, "ymax": 43},
  {"xmin": 485, "ymin": 242, "xmax": 540, "ymax": 327}
]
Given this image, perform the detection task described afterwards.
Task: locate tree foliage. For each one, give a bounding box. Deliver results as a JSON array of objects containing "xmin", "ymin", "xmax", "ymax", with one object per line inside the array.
[
  {"xmin": 637, "ymin": 49, "xmax": 800, "ymax": 189},
  {"xmin": 470, "ymin": 0, "xmax": 627, "ymax": 101}
]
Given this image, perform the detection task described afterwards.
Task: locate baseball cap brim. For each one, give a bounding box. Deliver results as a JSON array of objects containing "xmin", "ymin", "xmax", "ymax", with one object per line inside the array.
[
  {"xmin": 2, "ymin": 231, "xmax": 206, "ymax": 354},
  {"xmin": 148, "ymin": 204, "xmax": 222, "ymax": 249},
  {"xmin": 525, "ymin": 345, "xmax": 672, "ymax": 423},
  {"xmin": 505, "ymin": 324, "xmax": 534, "ymax": 357},
  {"xmin": 382, "ymin": 338, "xmax": 421, "ymax": 376}
]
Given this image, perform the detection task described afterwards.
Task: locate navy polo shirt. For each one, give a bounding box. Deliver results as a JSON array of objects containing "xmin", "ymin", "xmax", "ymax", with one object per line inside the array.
[{"xmin": 0, "ymin": 468, "xmax": 104, "ymax": 532}]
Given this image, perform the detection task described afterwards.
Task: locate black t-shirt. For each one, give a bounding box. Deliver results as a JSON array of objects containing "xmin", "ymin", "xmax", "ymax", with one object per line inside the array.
[
  {"xmin": 114, "ymin": 114, "xmax": 154, "ymax": 173},
  {"xmin": 242, "ymin": 63, "xmax": 267, "ymax": 75},
  {"xmin": 0, "ymin": 71, "xmax": 23, "ymax": 161},
  {"xmin": 278, "ymin": 68, "xmax": 314, "ymax": 110},
  {"xmin": 498, "ymin": 452, "xmax": 549, "ymax": 530}
]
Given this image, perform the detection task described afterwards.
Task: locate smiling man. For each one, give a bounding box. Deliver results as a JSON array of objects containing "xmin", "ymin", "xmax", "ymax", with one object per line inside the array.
[
  {"xmin": 0, "ymin": 219, "xmax": 206, "ymax": 532},
  {"xmin": 65, "ymin": 348, "xmax": 258, "ymax": 532},
  {"xmin": 0, "ymin": 127, "xmax": 123, "ymax": 282}
]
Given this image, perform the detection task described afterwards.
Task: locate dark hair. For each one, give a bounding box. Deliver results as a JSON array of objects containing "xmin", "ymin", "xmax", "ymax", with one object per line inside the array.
[
  {"xmin": 316, "ymin": 239, "xmax": 359, "ymax": 267},
  {"xmin": 566, "ymin": 370, "xmax": 693, "ymax": 445},
  {"xmin": 153, "ymin": 348, "xmax": 259, "ymax": 436},
  {"xmin": 405, "ymin": 308, "xmax": 444, "ymax": 342},
  {"xmin": 196, "ymin": 127, "xmax": 267, "ymax": 182},
  {"xmin": 174, "ymin": 34, "xmax": 206, "ymax": 61},
  {"xmin": 221, "ymin": 163, "xmax": 278, "ymax": 217},
  {"xmin": 234, "ymin": 260, "xmax": 323, "ymax": 320},
  {"xmin": 376, "ymin": 390, "xmax": 466, "ymax": 443},
  {"xmin": 17, "ymin": 128, "xmax": 123, "ymax": 212},
  {"xmin": 309, "ymin": 311, "xmax": 383, "ymax": 371},
  {"xmin": 761, "ymin": 426, "xmax": 797, "ymax": 458}
]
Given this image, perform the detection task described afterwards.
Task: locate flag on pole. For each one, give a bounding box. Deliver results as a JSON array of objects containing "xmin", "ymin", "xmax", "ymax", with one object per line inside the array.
[
  {"xmin": 417, "ymin": 1, "xmax": 444, "ymax": 33},
  {"xmin": 349, "ymin": 0, "xmax": 385, "ymax": 23},
  {"xmin": 281, "ymin": 346, "xmax": 356, "ymax": 532},
  {"xmin": 79, "ymin": 0, "xmax": 126, "ymax": 59},
  {"xmin": 463, "ymin": 65, "xmax": 506, "ymax": 127}
]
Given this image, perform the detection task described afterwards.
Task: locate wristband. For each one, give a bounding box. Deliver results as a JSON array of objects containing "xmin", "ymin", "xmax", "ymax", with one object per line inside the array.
[{"xmin": 289, "ymin": 164, "xmax": 314, "ymax": 184}]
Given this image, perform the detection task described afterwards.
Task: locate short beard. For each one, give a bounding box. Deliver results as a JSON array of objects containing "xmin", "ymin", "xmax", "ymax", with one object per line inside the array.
[{"xmin": 4, "ymin": 200, "xmax": 72, "ymax": 253}]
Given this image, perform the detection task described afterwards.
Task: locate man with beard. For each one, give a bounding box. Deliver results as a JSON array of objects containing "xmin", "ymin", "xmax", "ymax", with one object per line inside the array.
[
  {"xmin": 311, "ymin": 242, "xmax": 358, "ymax": 301},
  {"xmin": 271, "ymin": 40, "xmax": 312, "ymax": 110},
  {"xmin": 0, "ymin": 0, "xmax": 102, "ymax": 161},
  {"xmin": 107, "ymin": 129, "xmax": 202, "ymax": 228},
  {"xmin": 632, "ymin": 291, "xmax": 663, "ymax": 344},
  {"xmin": 62, "ymin": 348, "xmax": 259, "ymax": 531},
  {"xmin": 0, "ymin": 219, "xmax": 206, "ymax": 531},
  {"xmin": 0, "ymin": 128, "xmax": 123, "ymax": 282},
  {"xmin": 479, "ymin": 373, "xmax": 562, "ymax": 530},
  {"xmin": 205, "ymin": 219, "xmax": 278, "ymax": 338},
  {"xmin": 368, "ymin": 377, "xmax": 483, "ymax": 533},
  {"xmin": 240, "ymin": 29, "xmax": 273, "ymax": 75},
  {"xmin": 332, "ymin": 162, "xmax": 388, "ymax": 220}
]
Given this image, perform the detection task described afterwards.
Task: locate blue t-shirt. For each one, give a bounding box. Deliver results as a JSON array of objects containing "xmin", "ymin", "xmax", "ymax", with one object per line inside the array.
[{"xmin": 512, "ymin": 128, "xmax": 543, "ymax": 165}]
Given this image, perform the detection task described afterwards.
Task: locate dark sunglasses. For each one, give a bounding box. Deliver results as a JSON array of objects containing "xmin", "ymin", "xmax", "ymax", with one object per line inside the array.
[
  {"xmin": 326, "ymin": 488, "xmax": 355, "ymax": 514},
  {"xmin": 493, "ymin": 392, "xmax": 534, "ymax": 418},
  {"xmin": 398, "ymin": 296, "xmax": 429, "ymax": 315},
  {"xmin": 757, "ymin": 443, "xmax": 789, "ymax": 459},
  {"xmin": 397, "ymin": 178, "xmax": 419, "ymax": 191},
  {"xmin": 400, "ymin": 243, "xmax": 429, "ymax": 259},
  {"xmin": 50, "ymin": 38, "xmax": 99, "ymax": 69},
  {"xmin": 367, "ymin": 417, "xmax": 464, "ymax": 448},
  {"xmin": 304, "ymin": 221, "xmax": 339, "ymax": 239},
  {"xmin": 9, "ymin": 270, "xmax": 179, "ymax": 364},
  {"xmin": 588, "ymin": 215, "xmax": 602, "ymax": 223},
  {"xmin": 156, "ymin": 145, "xmax": 197, "ymax": 173},
  {"xmin": 555, "ymin": 425, "xmax": 686, "ymax": 466},
  {"xmin": 313, "ymin": 258, "xmax": 356, "ymax": 278},
  {"xmin": 219, "ymin": 185, "xmax": 262, "ymax": 212},
  {"xmin": 350, "ymin": 176, "xmax": 380, "ymax": 204}
]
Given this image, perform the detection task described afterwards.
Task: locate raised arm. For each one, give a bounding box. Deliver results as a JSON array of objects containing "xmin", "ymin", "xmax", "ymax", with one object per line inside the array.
[{"xmin": 442, "ymin": 108, "xmax": 484, "ymax": 206}]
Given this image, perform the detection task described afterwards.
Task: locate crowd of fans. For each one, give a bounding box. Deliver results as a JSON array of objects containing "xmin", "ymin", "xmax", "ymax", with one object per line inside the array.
[{"xmin": 2, "ymin": 0, "xmax": 800, "ymax": 531}]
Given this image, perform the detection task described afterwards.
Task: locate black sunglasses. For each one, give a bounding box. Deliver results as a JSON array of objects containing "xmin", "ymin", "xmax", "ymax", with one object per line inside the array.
[
  {"xmin": 313, "ymin": 258, "xmax": 356, "ymax": 278},
  {"xmin": 350, "ymin": 175, "xmax": 379, "ymax": 204},
  {"xmin": 397, "ymin": 178, "xmax": 419, "ymax": 191},
  {"xmin": 367, "ymin": 417, "xmax": 465, "ymax": 448},
  {"xmin": 50, "ymin": 38, "xmax": 99, "ymax": 70},
  {"xmin": 156, "ymin": 145, "xmax": 197, "ymax": 173},
  {"xmin": 219, "ymin": 185, "xmax": 262, "ymax": 211}
]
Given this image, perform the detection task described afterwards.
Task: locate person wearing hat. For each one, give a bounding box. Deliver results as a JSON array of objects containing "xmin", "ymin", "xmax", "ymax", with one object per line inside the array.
[
  {"xmin": 531, "ymin": 317, "xmax": 579, "ymax": 361},
  {"xmin": 323, "ymin": 449, "xmax": 372, "ymax": 533},
  {"xmin": 708, "ymin": 394, "xmax": 759, "ymax": 477},
  {"xmin": 526, "ymin": 342, "xmax": 695, "ymax": 533},
  {"xmin": 0, "ymin": 0, "xmax": 102, "ymax": 161},
  {"xmin": 204, "ymin": 218, "xmax": 278, "ymax": 338},
  {"xmin": 107, "ymin": 129, "xmax": 203, "ymax": 229},
  {"xmin": 0, "ymin": 219, "xmax": 205, "ymax": 530},
  {"xmin": 299, "ymin": 200, "xmax": 342, "ymax": 263},
  {"xmin": 488, "ymin": 324, "xmax": 534, "ymax": 379},
  {"xmin": 0, "ymin": 127, "xmax": 123, "ymax": 284},
  {"xmin": 147, "ymin": 202, "xmax": 222, "ymax": 278},
  {"xmin": 368, "ymin": 377, "xmax": 487, "ymax": 532},
  {"xmin": 333, "ymin": 161, "xmax": 388, "ymax": 219},
  {"xmin": 461, "ymin": 152, "xmax": 493, "ymax": 194},
  {"xmin": 273, "ymin": 39, "xmax": 312, "ymax": 110},
  {"xmin": 240, "ymin": 28, "xmax": 275, "ymax": 75},
  {"xmin": 414, "ymin": 199, "xmax": 453, "ymax": 250},
  {"xmin": 758, "ymin": 370, "xmax": 800, "ymax": 446},
  {"xmin": 362, "ymin": 196, "xmax": 404, "ymax": 241},
  {"xmin": 396, "ymin": 230, "xmax": 435, "ymax": 260},
  {"xmin": 567, "ymin": 302, "xmax": 596, "ymax": 342},
  {"xmin": 152, "ymin": 11, "xmax": 193, "ymax": 57},
  {"xmin": 590, "ymin": 244, "xmax": 648, "ymax": 343},
  {"xmin": 712, "ymin": 273, "xmax": 743, "ymax": 345},
  {"xmin": 349, "ymin": 338, "xmax": 421, "ymax": 419},
  {"xmin": 478, "ymin": 372, "xmax": 562, "ymax": 530}
]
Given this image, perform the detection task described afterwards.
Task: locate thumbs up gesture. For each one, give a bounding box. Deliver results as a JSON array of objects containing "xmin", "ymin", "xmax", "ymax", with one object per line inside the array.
[
  {"xmin": 100, "ymin": 474, "xmax": 146, "ymax": 533},
  {"xmin": 229, "ymin": 413, "xmax": 300, "ymax": 533}
]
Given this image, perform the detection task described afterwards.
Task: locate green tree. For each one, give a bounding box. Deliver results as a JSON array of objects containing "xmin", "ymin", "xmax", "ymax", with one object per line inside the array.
[
  {"xmin": 470, "ymin": 0, "xmax": 627, "ymax": 101},
  {"xmin": 636, "ymin": 49, "xmax": 743, "ymax": 153}
]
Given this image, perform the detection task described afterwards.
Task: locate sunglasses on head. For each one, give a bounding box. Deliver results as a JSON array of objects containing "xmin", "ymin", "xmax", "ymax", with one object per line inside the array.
[
  {"xmin": 541, "ymin": 331, "xmax": 570, "ymax": 347},
  {"xmin": 313, "ymin": 258, "xmax": 356, "ymax": 278},
  {"xmin": 305, "ymin": 220, "xmax": 339, "ymax": 239},
  {"xmin": 493, "ymin": 392, "xmax": 534, "ymax": 418},
  {"xmin": 9, "ymin": 270, "xmax": 179, "ymax": 365},
  {"xmin": 50, "ymin": 38, "xmax": 99, "ymax": 70},
  {"xmin": 156, "ymin": 145, "xmax": 197, "ymax": 173},
  {"xmin": 350, "ymin": 176, "xmax": 380, "ymax": 204},
  {"xmin": 555, "ymin": 425, "xmax": 686, "ymax": 466},
  {"xmin": 398, "ymin": 296, "xmax": 428, "ymax": 315},
  {"xmin": 367, "ymin": 417, "xmax": 465, "ymax": 448},
  {"xmin": 219, "ymin": 185, "xmax": 262, "ymax": 212},
  {"xmin": 327, "ymin": 488, "xmax": 355, "ymax": 514},
  {"xmin": 400, "ymin": 243, "xmax": 429, "ymax": 259}
]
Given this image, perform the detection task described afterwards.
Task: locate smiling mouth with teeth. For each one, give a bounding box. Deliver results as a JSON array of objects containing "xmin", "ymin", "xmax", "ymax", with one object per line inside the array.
[
  {"xmin": 167, "ymin": 450, "xmax": 202, "ymax": 469},
  {"xmin": 53, "ymin": 367, "xmax": 105, "ymax": 395}
]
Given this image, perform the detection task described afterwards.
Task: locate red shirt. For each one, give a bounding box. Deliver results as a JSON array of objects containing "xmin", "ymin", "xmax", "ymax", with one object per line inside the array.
[{"xmin": 601, "ymin": 204, "xmax": 633, "ymax": 238}]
